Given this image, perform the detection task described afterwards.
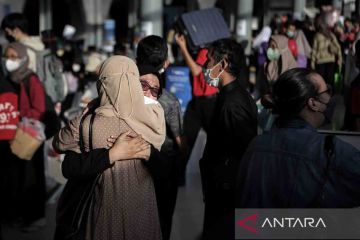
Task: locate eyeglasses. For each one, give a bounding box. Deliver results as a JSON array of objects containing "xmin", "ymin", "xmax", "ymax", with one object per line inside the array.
[
  {"xmin": 313, "ymin": 84, "xmax": 332, "ymax": 106},
  {"xmin": 140, "ymin": 80, "xmax": 160, "ymax": 98},
  {"xmin": 316, "ymin": 84, "xmax": 333, "ymax": 97}
]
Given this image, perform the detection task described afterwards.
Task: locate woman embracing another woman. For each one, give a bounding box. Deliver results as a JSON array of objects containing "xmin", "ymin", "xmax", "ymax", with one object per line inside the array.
[{"xmin": 53, "ymin": 56, "xmax": 165, "ymax": 240}]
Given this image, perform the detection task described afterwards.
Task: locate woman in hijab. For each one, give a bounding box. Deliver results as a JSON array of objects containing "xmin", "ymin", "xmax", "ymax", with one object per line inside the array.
[
  {"xmin": 261, "ymin": 35, "xmax": 297, "ymax": 130},
  {"xmin": 53, "ymin": 56, "xmax": 165, "ymax": 240},
  {"xmin": 265, "ymin": 34, "xmax": 297, "ymax": 84},
  {"xmin": 4, "ymin": 42, "xmax": 47, "ymax": 231}
]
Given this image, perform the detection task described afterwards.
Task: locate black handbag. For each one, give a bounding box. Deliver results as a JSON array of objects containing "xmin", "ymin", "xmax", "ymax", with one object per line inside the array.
[{"xmin": 55, "ymin": 113, "xmax": 100, "ymax": 240}]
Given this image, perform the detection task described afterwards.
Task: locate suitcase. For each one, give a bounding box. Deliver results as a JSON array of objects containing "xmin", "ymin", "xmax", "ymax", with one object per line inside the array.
[{"xmin": 175, "ymin": 8, "xmax": 231, "ymax": 51}]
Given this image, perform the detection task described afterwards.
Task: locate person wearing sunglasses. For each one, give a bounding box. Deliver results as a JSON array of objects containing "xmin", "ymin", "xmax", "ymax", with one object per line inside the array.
[
  {"xmin": 137, "ymin": 63, "xmax": 186, "ymax": 240},
  {"xmin": 138, "ymin": 64, "xmax": 162, "ymax": 101},
  {"xmin": 236, "ymin": 68, "xmax": 360, "ymax": 209}
]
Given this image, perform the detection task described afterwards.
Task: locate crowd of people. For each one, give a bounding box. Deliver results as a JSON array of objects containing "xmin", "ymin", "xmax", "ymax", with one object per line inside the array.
[{"xmin": 1, "ymin": 5, "xmax": 360, "ymax": 240}]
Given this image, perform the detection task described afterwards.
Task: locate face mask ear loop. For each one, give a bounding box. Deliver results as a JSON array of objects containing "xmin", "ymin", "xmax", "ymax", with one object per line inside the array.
[{"xmin": 209, "ymin": 60, "xmax": 223, "ymax": 79}]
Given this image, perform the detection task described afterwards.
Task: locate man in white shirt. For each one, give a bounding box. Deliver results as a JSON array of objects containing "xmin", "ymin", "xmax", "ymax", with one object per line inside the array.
[{"xmin": 1, "ymin": 13, "xmax": 45, "ymax": 73}]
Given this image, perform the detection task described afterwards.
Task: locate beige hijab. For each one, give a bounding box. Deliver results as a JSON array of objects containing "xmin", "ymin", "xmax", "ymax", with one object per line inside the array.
[
  {"xmin": 95, "ymin": 56, "xmax": 165, "ymax": 150},
  {"xmin": 267, "ymin": 35, "xmax": 297, "ymax": 83}
]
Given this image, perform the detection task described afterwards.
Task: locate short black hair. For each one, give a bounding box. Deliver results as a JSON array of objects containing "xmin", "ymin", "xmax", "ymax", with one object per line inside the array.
[
  {"xmin": 136, "ymin": 35, "xmax": 168, "ymax": 72},
  {"xmin": 207, "ymin": 38, "xmax": 246, "ymax": 78},
  {"xmin": 1, "ymin": 13, "xmax": 29, "ymax": 34},
  {"xmin": 113, "ymin": 43, "xmax": 126, "ymax": 55},
  {"xmin": 285, "ymin": 20, "xmax": 296, "ymax": 29},
  {"xmin": 272, "ymin": 68, "xmax": 319, "ymax": 117}
]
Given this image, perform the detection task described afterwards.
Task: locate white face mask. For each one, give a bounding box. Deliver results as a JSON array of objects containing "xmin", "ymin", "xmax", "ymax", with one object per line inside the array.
[
  {"xmin": 56, "ymin": 49, "xmax": 65, "ymax": 57},
  {"xmin": 158, "ymin": 68, "xmax": 165, "ymax": 74},
  {"xmin": 5, "ymin": 59, "xmax": 23, "ymax": 72},
  {"xmin": 72, "ymin": 63, "xmax": 81, "ymax": 72}
]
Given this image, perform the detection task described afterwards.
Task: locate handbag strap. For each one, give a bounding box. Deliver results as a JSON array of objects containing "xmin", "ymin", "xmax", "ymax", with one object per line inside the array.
[
  {"xmin": 79, "ymin": 113, "xmax": 96, "ymax": 153},
  {"xmin": 315, "ymin": 134, "xmax": 335, "ymax": 206},
  {"xmin": 89, "ymin": 113, "xmax": 95, "ymax": 150}
]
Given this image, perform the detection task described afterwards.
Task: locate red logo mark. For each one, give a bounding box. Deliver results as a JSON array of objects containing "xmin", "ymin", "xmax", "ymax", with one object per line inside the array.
[{"xmin": 237, "ymin": 213, "xmax": 258, "ymax": 234}]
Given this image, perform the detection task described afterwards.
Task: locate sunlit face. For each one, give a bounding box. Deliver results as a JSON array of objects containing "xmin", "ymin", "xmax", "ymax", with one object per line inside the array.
[
  {"xmin": 205, "ymin": 51, "xmax": 216, "ymax": 69},
  {"xmin": 139, "ymin": 74, "xmax": 160, "ymax": 100},
  {"xmin": 205, "ymin": 50, "xmax": 223, "ymax": 77},
  {"xmin": 309, "ymin": 74, "xmax": 333, "ymax": 127},
  {"xmin": 5, "ymin": 47, "xmax": 19, "ymax": 60}
]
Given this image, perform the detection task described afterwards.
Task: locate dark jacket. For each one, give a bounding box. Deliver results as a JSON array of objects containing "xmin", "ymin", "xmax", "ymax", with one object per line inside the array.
[
  {"xmin": 60, "ymin": 147, "xmax": 165, "ymax": 180},
  {"xmin": 200, "ymin": 80, "xmax": 258, "ymax": 203},
  {"xmin": 236, "ymin": 118, "xmax": 360, "ymax": 208}
]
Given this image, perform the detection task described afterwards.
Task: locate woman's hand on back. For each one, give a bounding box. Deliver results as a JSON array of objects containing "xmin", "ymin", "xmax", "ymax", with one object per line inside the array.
[{"xmin": 108, "ymin": 131, "xmax": 151, "ymax": 163}]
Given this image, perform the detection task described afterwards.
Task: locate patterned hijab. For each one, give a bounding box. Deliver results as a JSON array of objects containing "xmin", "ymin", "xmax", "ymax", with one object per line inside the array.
[
  {"xmin": 267, "ymin": 35, "xmax": 297, "ymax": 83},
  {"xmin": 6, "ymin": 42, "xmax": 32, "ymax": 83},
  {"xmin": 95, "ymin": 56, "xmax": 165, "ymax": 150}
]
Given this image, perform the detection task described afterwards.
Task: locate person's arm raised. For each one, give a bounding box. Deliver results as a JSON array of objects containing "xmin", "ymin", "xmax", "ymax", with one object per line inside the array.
[{"xmin": 175, "ymin": 33, "xmax": 203, "ymax": 77}]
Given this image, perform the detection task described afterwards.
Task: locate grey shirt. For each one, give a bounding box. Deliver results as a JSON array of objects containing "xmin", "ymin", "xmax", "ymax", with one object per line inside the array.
[{"xmin": 158, "ymin": 89, "xmax": 183, "ymax": 154}]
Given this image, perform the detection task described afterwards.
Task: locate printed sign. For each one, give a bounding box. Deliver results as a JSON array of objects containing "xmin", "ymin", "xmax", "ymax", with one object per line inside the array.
[
  {"xmin": 165, "ymin": 66, "xmax": 191, "ymax": 114},
  {"xmin": 235, "ymin": 209, "xmax": 360, "ymax": 239},
  {"xmin": 0, "ymin": 92, "xmax": 19, "ymax": 140}
]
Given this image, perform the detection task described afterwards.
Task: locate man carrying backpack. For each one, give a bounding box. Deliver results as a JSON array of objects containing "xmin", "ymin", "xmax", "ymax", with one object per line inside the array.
[
  {"xmin": 1, "ymin": 13, "xmax": 45, "ymax": 74},
  {"xmin": 2, "ymin": 14, "xmax": 64, "ymax": 140},
  {"xmin": 2, "ymin": 14, "xmax": 67, "ymax": 104}
]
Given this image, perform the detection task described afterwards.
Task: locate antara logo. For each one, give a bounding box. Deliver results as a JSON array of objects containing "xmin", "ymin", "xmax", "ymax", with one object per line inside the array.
[
  {"xmin": 237, "ymin": 214, "xmax": 326, "ymax": 234},
  {"xmin": 237, "ymin": 214, "xmax": 259, "ymax": 234},
  {"xmin": 261, "ymin": 218, "xmax": 327, "ymax": 228}
]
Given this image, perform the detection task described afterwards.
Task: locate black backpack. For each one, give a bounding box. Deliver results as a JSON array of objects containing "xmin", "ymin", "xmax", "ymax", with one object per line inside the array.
[{"xmin": 23, "ymin": 74, "xmax": 61, "ymax": 139}]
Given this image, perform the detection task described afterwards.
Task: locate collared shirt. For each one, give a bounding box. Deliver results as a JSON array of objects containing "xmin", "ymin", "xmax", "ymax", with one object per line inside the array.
[{"xmin": 200, "ymin": 80, "xmax": 258, "ymax": 199}]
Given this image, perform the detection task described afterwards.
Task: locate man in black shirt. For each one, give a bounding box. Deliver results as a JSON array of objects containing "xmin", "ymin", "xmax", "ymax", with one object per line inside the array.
[{"xmin": 199, "ymin": 39, "xmax": 258, "ymax": 239}]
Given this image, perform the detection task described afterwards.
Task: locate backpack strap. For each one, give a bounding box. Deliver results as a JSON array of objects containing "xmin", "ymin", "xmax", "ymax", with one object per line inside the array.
[{"xmin": 315, "ymin": 134, "xmax": 335, "ymax": 206}]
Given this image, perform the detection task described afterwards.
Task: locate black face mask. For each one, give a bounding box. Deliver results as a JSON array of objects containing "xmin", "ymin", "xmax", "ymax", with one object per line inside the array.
[
  {"xmin": 318, "ymin": 97, "xmax": 336, "ymax": 125},
  {"xmin": 5, "ymin": 33, "xmax": 15, "ymax": 43}
]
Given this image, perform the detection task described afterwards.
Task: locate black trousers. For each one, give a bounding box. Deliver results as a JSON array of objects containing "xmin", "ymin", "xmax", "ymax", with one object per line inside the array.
[
  {"xmin": 154, "ymin": 175, "xmax": 179, "ymax": 240},
  {"xmin": 153, "ymin": 152, "xmax": 181, "ymax": 240},
  {"xmin": 202, "ymin": 196, "xmax": 234, "ymax": 240},
  {"xmin": 0, "ymin": 141, "xmax": 23, "ymax": 222},
  {"xmin": 20, "ymin": 144, "xmax": 46, "ymax": 223},
  {"xmin": 182, "ymin": 95, "xmax": 217, "ymax": 177},
  {"xmin": 316, "ymin": 62, "xmax": 337, "ymax": 88}
]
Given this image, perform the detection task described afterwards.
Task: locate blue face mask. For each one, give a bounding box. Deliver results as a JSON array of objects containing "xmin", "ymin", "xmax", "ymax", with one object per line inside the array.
[
  {"xmin": 203, "ymin": 61, "xmax": 224, "ymax": 88},
  {"xmin": 287, "ymin": 31, "xmax": 295, "ymax": 38}
]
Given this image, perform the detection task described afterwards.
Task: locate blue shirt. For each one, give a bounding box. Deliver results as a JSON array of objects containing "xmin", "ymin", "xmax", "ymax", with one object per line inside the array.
[{"xmin": 236, "ymin": 118, "xmax": 360, "ymax": 208}]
